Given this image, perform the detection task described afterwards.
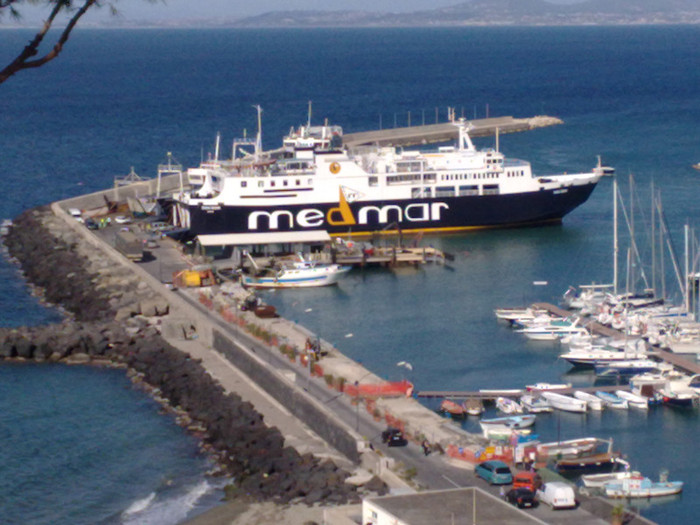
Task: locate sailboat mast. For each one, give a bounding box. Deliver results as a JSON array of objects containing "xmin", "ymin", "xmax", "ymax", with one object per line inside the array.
[
  {"xmin": 651, "ymin": 180, "xmax": 656, "ymax": 297},
  {"xmin": 613, "ymin": 177, "xmax": 619, "ymax": 296}
]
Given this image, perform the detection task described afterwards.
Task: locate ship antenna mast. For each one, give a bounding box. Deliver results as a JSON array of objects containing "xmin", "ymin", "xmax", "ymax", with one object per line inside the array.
[
  {"xmin": 253, "ymin": 104, "xmax": 263, "ymax": 159},
  {"xmin": 307, "ymin": 100, "xmax": 312, "ymax": 128}
]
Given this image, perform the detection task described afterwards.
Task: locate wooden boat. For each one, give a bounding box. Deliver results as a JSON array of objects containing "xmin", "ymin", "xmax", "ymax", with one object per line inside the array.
[
  {"xmin": 439, "ymin": 399, "xmax": 466, "ymax": 419},
  {"xmin": 540, "ymin": 391, "xmax": 588, "ymax": 413},
  {"xmin": 595, "ymin": 391, "xmax": 629, "ymax": 410},
  {"xmin": 573, "ymin": 391, "xmax": 604, "ymax": 411},
  {"xmin": 520, "ymin": 393, "xmax": 553, "ymax": 413},
  {"xmin": 463, "ymin": 398, "xmax": 485, "ymax": 416},
  {"xmin": 582, "ymin": 469, "xmax": 638, "ymax": 489},
  {"xmin": 496, "ymin": 396, "xmax": 523, "ymax": 414},
  {"xmin": 556, "ymin": 451, "xmax": 619, "ymax": 473},
  {"xmin": 605, "ymin": 475, "xmax": 684, "ymax": 498},
  {"xmin": 533, "ymin": 437, "xmax": 600, "ymax": 459},
  {"xmin": 615, "ymin": 390, "xmax": 649, "ymax": 409},
  {"xmin": 555, "ymin": 438, "xmax": 619, "ymax": 473}
]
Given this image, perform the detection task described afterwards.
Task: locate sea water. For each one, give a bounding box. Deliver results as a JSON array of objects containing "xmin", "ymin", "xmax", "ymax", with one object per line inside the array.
[{"xmin": 0, "ymin": 26, "xmax": 699, "ymax": 524}]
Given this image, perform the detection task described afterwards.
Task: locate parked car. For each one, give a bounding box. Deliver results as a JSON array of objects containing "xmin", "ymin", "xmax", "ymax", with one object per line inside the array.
[
  {"xmin": 114, "ymin": 215, "xmax": 133, "ymax": 224},
  {"xmin": 381, "ymin": 427, "xmax": 407, "ymax": 447},
  {"xmin": 474, "ymin": 460, "xmax": 513, "ymax": 485},
  {"xmin": 505, "ymin": 487, "xmax": 537, "ymax": 509},
  {"xmin": 536, "ymin": 481, "xmax": 577, "ymax": 509},
  {"xmin": 84, "ymin": 218, "xmax": 99, "ymax": 230},
  {"xmin": 513, "ymin": 471, "xmax": 543, "ymax": 492}
]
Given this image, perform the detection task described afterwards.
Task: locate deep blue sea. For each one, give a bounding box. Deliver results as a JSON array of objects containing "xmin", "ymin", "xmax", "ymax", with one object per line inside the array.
[{"xmin": 1, "ymin": 26, "xmax": 699, "ymax": 524}]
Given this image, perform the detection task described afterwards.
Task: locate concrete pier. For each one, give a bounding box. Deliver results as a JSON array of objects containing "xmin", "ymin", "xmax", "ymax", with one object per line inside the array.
[
  {"xmin": 6, "ymin": 179, "xmax": 658, "ymax": 524},
  {"xmin": 342, "ymin": 115, "xmax": 563, "ymax": 148}
]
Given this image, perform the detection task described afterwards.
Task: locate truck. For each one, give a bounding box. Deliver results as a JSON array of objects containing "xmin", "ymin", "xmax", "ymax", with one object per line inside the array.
[{"xmin": 115, "ymin": 230, "xmax": 143, "ymax": 262}]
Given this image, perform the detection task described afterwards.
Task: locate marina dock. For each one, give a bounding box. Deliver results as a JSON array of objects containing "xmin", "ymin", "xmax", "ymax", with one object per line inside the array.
[
  {"xmin": 533, "ymin": 302, "xmax": 700, "ymax": 377},
  {"xmin": 417, "ymin": 384, "xmax": 629, "ymax": 401}
]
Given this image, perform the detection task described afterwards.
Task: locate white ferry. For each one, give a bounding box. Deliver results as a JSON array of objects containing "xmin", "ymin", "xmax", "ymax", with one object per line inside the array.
[{"xmin": 172, "ymin": 115, "xmax": 603, "ymax": 239}]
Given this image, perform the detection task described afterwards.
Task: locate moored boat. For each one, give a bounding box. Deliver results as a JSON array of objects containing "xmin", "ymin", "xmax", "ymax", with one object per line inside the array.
[
  {"xmin": 615, "ymin": 390, "xmax": 649, "ymax": 409},
  {"xmin": 439, "ymin": 399, "xmax": 467, "ymax": 419},
  {"xmin": 496, "ymin": 396, "xmax": 524, "ymax": 414},
  {"xmin": 173, "ymin": 115, "xmax": 603, "ymax": 239},
  {"xmin": 464, "ymin": 398, "xmax": 485, "ymax": 416},
  {"xmin": 540, "ymin": 391, "xmax": 588, "ymax": 413},
  {"xmin": 595, "ymin": 391, "xmax": 629, "ymax": 410},
  {"xmin": 520, "ymin": 393, "xmax": 553, "ymax": 413},
  {"xmin": 573, "ymin": 391, "xmax": 604, "ymax": 411},
  {"xmin": 605, "ymin": 475, "xmax": 684, "ymax": 499},
  {"xmin": 581, "ymin": 466, "xmax": 637, "ymax": 489},
  {"xmin": 479, "ymin": 414, "xmax": 537, "ymax": 436},
  {"xmin": 241, "ymin": 256, "xmax": 351, "ymax": 289}
]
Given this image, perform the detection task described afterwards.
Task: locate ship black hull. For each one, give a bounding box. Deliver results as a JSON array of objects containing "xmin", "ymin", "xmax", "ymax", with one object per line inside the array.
[{"xmin": 184, "ymin": 182, "xmax": 598, "ymax": 237}]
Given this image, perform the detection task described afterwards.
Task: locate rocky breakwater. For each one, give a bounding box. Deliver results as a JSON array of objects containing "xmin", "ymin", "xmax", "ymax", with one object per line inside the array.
[{"xmin": 1, "ymin": 206, "xmax": 368, "ymax": 505}]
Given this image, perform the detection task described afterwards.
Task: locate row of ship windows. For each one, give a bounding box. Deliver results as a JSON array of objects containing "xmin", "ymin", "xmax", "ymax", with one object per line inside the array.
[
  {"xmin": 239, "ymin": 172, "xmax": 521, "ymax": 189},
  {"xmin": 241, "ymin": 179, "xmax": 312, "ymax": 188},
  {"xmin": 411, "ymin": 184, "xmax": 500, "ymax": 197},
  {"xmin": 440, "ymin": 170, "xmax": 525, "ymax": 181}
]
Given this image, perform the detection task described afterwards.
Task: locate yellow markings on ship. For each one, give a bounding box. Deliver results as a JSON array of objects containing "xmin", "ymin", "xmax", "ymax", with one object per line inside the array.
[
  {"xmin": 327, "ymin": 188, "xmax": 357, "ymax": 226},
  {"xmin": 329, "ymin": 162, "xmax": 341, "ymax": 174}
]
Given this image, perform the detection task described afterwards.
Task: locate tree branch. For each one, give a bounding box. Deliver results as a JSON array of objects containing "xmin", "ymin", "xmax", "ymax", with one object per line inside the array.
[{"xmin": 0, "ymin": 0, "xmax": 99, "ymax": 84}]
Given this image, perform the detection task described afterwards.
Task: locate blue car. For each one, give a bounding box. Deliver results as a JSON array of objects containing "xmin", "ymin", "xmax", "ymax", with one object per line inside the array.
[{"xmin": 474, "ymin": 460, "xmax": 513, "ymax": 485}]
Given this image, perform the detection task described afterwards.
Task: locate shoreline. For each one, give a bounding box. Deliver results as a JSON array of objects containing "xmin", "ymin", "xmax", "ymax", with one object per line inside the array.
[{"xmin": 0, "ymin": 206, "xmax": 368, "ymax": 511}]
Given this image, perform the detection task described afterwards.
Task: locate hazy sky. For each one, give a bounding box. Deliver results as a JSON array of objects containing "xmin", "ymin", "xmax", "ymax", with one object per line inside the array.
[{"xmin": 8, "ymin": 0, "xmax": 586, "ymax": 24}]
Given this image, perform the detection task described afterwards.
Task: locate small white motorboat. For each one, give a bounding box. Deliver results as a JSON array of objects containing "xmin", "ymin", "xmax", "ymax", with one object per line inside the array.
[
  {"xmin": 463, "ymin": 398, "xmax": 485, "ymax": 416},
  {"xmin": 574, "ymin": 391, "xmax": 604, "ymax": 411},
  {"xmin": 540, "ymin": 391, "xmax": 587, "ymax": 413},
  {"xmin": 520, "ymin": 393, "xmax": 553, "ymax": 413},
  {"xmin": 496, "ymin": 396, "xmax": 524, "ymax": 414},
  {"xmin": 615, "ymin": 390, "xmax": 649, "ymax": 409},
  {"xmin": 595, "ymin": 391, "xmax": 629, "ymax": 410}
]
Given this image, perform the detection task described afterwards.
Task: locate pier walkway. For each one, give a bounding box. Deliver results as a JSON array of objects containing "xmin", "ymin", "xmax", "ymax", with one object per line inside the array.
[
  {"xmin": 417, "ymin": 384, "xmax": 629, "ymax": 401},
  {"xmin": 534, "ymin": 302, "xmax": 700, "ymax": 377}
]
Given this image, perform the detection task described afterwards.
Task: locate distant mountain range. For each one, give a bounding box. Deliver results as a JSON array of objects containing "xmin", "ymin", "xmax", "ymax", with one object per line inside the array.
[{"xmin": 229, "ymin": 0, "xmax": 700, "ymax": 28}]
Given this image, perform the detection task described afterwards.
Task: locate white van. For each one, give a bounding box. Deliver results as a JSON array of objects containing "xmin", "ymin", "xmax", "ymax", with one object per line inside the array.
[{"xmin": 536, "ymin": 481, "xmax": 577, "ymax": 509}]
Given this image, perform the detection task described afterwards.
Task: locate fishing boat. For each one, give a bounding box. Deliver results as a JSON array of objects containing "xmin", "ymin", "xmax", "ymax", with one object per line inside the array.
[
  {"xmin": 540, "ymin": 391, "xmax": 587, "ymax": 413},
  {"xmin": 241, "ymin": 253, "xmax": 351, "ymax": 289},
  {"xmin": 605, "ymin": 474, "xmax": 684, "ymax": 498},
  {"xmin": 496, "ymin": 396, "xmax": 523, "ymax": 414},
  {"xmin": 573, "ymin": 391, "xmax": 604, "ymax": 411},
  {"xmin": 555, "ymin": 438, "xmax": 620, "ymax": 473},
  {"xmin": 463, "ymin": 398, "xmax": 485, "ymax": 416},
  {"xmin": 615, "ymin": 390, "xmax": 649, "ymax": 409},
  {"xmin": 532, "ymin": 437, "xmax": 600, "ymax": 459},
  {"xmin": 439, "ymin": 399, "xmax": 467, "ymax": 419},
  {"xmin": 594, "ymin": 391, "xmax": 629, "ymax": 410},
  {"xmin": 172, "ymin": 112, "xmax": 603, "ymax": 239},
  {"xmin": 520, "ymin": 393, "xmax": 553, "ymax": 413},
  {"xmin": 479, "ymin": 414, "xmax": 536, "ymax": 436}
]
